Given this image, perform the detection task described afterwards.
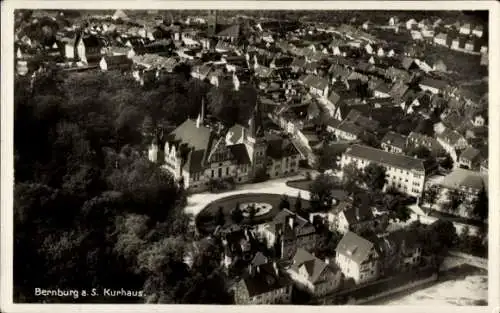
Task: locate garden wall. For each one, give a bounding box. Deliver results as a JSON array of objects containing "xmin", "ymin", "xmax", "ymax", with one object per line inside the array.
[{"xmin": 448, "ymin": 251, "xmax": 488, "ymax": 270}]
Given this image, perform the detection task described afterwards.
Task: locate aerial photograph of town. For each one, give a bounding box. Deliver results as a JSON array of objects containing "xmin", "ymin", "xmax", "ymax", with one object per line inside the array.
[{"xmin": 12, "ymin": 8, "xmax": 489, "ymax": 306}]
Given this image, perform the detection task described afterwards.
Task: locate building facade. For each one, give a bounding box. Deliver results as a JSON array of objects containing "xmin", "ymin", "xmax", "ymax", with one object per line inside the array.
[{"xmin": 341, "ymin": 144, "xmax": 426, "ymax": 197}]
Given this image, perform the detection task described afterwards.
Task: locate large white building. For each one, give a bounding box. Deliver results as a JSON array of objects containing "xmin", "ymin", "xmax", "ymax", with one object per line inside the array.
[{"xmin": 341, "ymin": 144, "xmax": 427, "ymax": 197}]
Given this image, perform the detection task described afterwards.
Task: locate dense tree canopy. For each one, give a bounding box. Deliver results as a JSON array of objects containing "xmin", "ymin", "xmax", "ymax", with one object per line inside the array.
[{"xmin": 13, "ymin": 68, "xmax": 230, "ymax": 303}]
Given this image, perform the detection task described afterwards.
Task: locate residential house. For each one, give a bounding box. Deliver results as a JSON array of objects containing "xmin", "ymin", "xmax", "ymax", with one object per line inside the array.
[
  {"xmin": 436, "ymin": 128, "xmax": 468, "ymax": 162},
  {"xmin": 438, "ymin": 168, "xmax": 488, "ymax": 215},
  {"xmin": 327, "ymin": 120, "xmax": 364, "ymax": 141},
  {"xmin": 464, "ymin": 40, "xmax": 475, "ymax": 52},
  {"xmin": 287, "ymin": 249, "xmax": 343, "ymax": 297},
  {"xmin": 381, "ymin": 131, "xmax": 407, "ymax": 154},
  {"xmin": 418, "ymin": 19, "xmax": 431, "ymax": 30},
  {"xmin": 459, "ymin": 23, "xmax": 472, "ymax": 35},
  {"xmin": 257, "ymin": 209, "xmax": 317, "ymax": 260},
  {"xmin": 419, "ymin": 77, "xmax": 448, "ymax": 95},
  {"xmin": 433, "ymin": 59, "xmax": 447, "ymax": 72},
  {"xmin": 375, "ymin": 230, "xmax": 422, "ymax": 276},
  {"xmin": 388, "ymin": 16, "xmax": 399, "ymax": 26},
  {"xmin": 458, "ymin": 146, "xmax": 481, "ymax": 170},
  {"xmin": 410, "ymin": 31, "xmax": 423, "ymax": 41},
  {"xmin": 233, "ymin": 262, "xmax": 293, "ymax": 304},
  {"xmin": 191, "ymin": 63, "xmax": 213, "ymax": 80},
  {"xmin": 341, "ymin": 144, "xmax": 427, "ymax": 197},
  {"xmin": 299, "ymin": 74, "xmax": 330, "ymax": 98},
  {"xmin": 216, "ymin": 24, "xmax": 241, "ymax": 43},
  {"xmin": 472, "ymin": 25, "xmax": 484, "ymax": 38},
  {"xmin": 336, "ymin": 231, "xmax": 380, "ymax": 285},
  {"xmin": 337, "ymin": 203, "xmax": 377, "ymax": 234},
  {"xmin": 362, "ymin": 21, "xmax": 373, "ymax": 30},
  {"xmin": 451, "ymin": 37, "xmax": 466, "ymax": 51},
  {"xmin": 433, "ymin": 33, "xmax": 448, "ymax": 47},
  {"xmin": 407, "ymin": 132, "xmax": 444, "ymax": 156},
  {"xmin": 99, "ymin": 55, "xmax": 132, "ymax": 72},
  {"xmin": 373, "ymin": 82, "xmax": 392, "ymax": 99},
  {"xmin": 406, "ymin": 19, "xmax": 418, "ymax": 30}
]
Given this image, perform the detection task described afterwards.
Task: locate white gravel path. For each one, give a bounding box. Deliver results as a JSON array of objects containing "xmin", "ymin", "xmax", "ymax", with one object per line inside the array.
[{"xmin": 184, "ymin": 175, "xmax": 311, "ymax": 216}]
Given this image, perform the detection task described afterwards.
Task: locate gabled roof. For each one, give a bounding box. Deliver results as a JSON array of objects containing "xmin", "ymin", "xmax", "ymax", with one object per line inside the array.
[
  {"xmin": 217, "ymin": 24, "xmax": 240, "ymax": 39},
  {"xmin": 266, "ymin": 137, "xmax": 300, "ymax": 160},
  {"xmin": 440, "ymin": 168, "xmax": 487, "ymax": 192},
  {"xmin": 243, "ymin": 263, "xmax": 292, "ymax": 297},
  {"xmin": 381, "ymin": 131, "xmax": 407, "ymax": 149},
  {"xmin": 437, "ymin": 128, "xmax": 464, "ymax": 146},
  {"xmin": 291, "ymin": 248, "xmax": 339, "ymax": 283},
  {"xmin": 341, "ymin": 204, "xmax": 374, "ymax": 225},
  {"xmin": 344, "ymin": 144, "xmax": 425, "ymax": 172},
  {"xmin": 336, "ymin": 231, "xmax": 375, "ymax": 265},
  {"xmin": 419, "ymin": 77, "xmax": 448, "ymax": 90}
]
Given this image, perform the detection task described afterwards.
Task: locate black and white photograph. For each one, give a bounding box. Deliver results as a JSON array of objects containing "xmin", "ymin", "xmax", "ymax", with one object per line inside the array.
[{"xmin": 1, "ymin": 1, "xmax": 499, "ymax": 311}]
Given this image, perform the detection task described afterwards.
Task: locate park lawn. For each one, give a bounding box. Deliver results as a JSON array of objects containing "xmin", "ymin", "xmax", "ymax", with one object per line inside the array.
[{"xmin": 196, "ymin": 193, "xmax": 311, "ymax": 236}]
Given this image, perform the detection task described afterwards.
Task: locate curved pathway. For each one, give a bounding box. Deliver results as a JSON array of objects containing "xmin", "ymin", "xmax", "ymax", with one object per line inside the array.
[{"xmin": 184, "ymin": 175, "xmax": 310, "ymax": 217}]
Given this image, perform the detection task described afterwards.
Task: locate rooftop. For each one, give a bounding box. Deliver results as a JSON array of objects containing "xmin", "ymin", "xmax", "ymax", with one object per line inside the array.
[{"xmin": 344, "ymin": 144, "xmax": 425, "ymax": 172}]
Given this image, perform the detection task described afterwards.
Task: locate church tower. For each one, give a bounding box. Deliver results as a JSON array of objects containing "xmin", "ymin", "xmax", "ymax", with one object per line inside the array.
[
  {"xmin": 245, "ymin": 100, "xmax": 267, "ymax": 179},
  {"xmin": 207, "ymin": 10, "xmax": 217, "ymax": 36}
]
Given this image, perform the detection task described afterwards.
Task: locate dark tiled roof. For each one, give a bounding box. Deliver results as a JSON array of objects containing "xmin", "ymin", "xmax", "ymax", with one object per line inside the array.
[
  {"xmin": 336, "ymin": 231, "xmax": 375, "ymax": 265},
  {"xmin": 217, "ymin": 24, "xmax": 240, "ymax": 39},
  {"xmin": 419, "ymin": 77, "xmax": 448, "ymax": 90},
  {"xmin": 381, "ymin": 131, "xmax": 407, "ymax": 149},
  {"xmin": 102, "ymin": 55, "xmax": 132, "ymax": 66},
  {"xmin": 342, "ymin": 205, "xmax": 374, "ymax": 225},
  {"xmin": 266, "ymin": 138, "xmax": 300, "ymax": 160},
  {"xmin": 291, "ymin": 248, "xmax": 339, "ymax": 283},
  {"xmin": 344, "ymin": 144, "xmax": 425, "ymax": 172},
  {"xmin": 437, "ymin": 128, "xmax": 464, "ymax": 146},
  {"xmin": 229, "ymin": 143, "xmax": 251, "ymax": 165},
  {"xmin": 243, "ymin": 263, "xmax": 292, "ymax": 297}
]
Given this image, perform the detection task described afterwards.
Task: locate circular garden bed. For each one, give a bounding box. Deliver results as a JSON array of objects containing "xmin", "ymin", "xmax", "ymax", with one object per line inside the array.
[{"xmin": 195, "ymin": 193, "xmax": 310, "ymax": 236}]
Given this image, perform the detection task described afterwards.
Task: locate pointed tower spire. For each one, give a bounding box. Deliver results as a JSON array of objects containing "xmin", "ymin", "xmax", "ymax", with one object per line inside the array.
[{"xmin": 249, "ymin": 99, "xmax": 263, "ymax": 138}]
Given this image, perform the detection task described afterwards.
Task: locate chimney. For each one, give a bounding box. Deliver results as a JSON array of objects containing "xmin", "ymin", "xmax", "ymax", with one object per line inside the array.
[
  {"xmin": 273, "ymin": 261, "xmax": 278, "ymax": 276},
  {"xmin": 256, "ymin": 265, "xmax": 261, "ymax": 274},
  {"xmin": 355, "ymin": 206, "xmax": 360, "ymax": 221},
  {"xmin": 325, "ymin": 258, "xmax": 330, "ymax": 265}
]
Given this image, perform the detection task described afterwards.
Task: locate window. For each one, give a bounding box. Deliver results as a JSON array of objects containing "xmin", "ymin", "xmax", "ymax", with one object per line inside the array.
[
  {"xmin": 226, "ymin": 167, "xmax": 229, "ymax": 175},
  {"xmin": 238, "ymin": 178, "xmax": 242, "ymax": 182},
  {"xmin": 211, "ymin": 170, "xmax": 214, "ymax": 178}
]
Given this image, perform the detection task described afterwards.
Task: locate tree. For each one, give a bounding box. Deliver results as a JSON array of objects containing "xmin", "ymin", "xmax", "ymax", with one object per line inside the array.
[
  {"xmin": 442, "ymin": 189, "xmax": 463, "ymax": 214},
  {"xmin": 384, "ymin": 194, "xmax": 411, "ymax": 223},
  {"xmin": 362, "ymin": 163, "xmax": 387, "ymax": 191},
  {"xmin": 309, "ymin": 173, "xmax": 339, "ymax": 211},
  {"xmin": 279, "ymin": 194, "xmax": 290, "ymax": 211},
  {"xmin": 216, "ymin": 206, "xmax": 225, "ymax": 227},
  {"xmin": 472, "ymin": 187, "xmax": 488, "ymax": 221},
  {"xmin": 294, "ymin": 192, "xmax": 303, "ymax": 212},
  {"xmin": 440, "ymin": 154, "xmax": 454, "ymax": 170},
  {"xmin": 230, "ymin": 206, "xmax": 244, "ymax": 224},
  {"xmin": 422, "ymin": 185, "xmax": 440, "ymax": 213},
  {"xmin": 341, "ymin": 162, "xmax": 364, "ymax": 194},
  {"xmin": 247, "ymin": 204, "xmax": 257, "ymax": 223}
]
